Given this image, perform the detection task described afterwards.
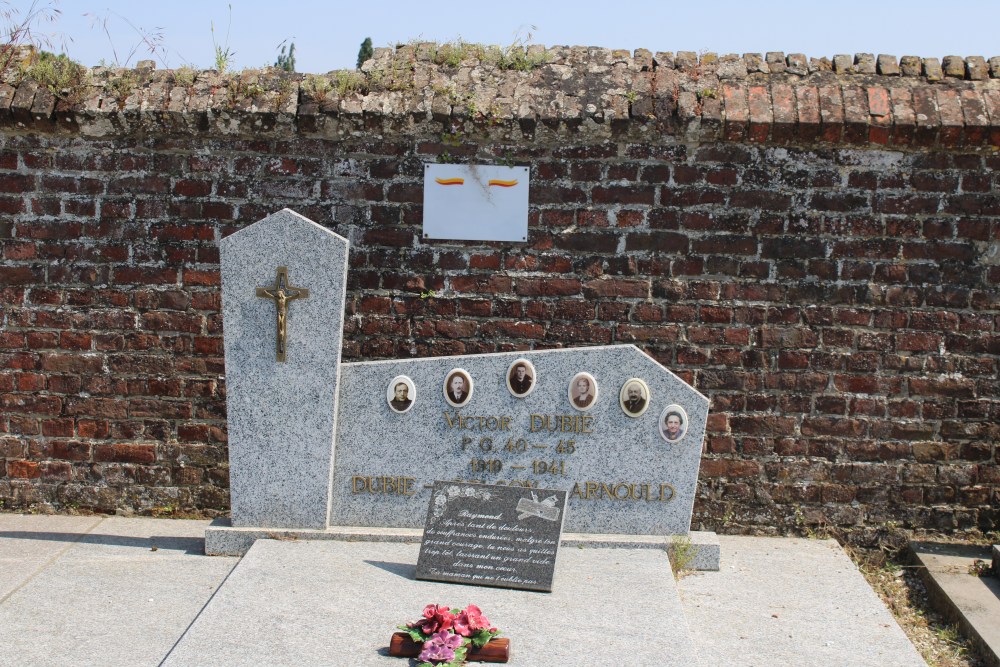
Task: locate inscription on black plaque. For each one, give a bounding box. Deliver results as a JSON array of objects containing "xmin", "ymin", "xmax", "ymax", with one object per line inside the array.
[{"xmin": 416, "ymin": 481, "xmax": 567, "ymax": 592}]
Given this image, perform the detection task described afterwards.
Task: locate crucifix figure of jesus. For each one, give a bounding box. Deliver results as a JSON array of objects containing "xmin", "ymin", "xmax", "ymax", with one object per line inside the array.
[{"xmin": 255, "ymin": 266, "xmax": 309, "ymax": 362}]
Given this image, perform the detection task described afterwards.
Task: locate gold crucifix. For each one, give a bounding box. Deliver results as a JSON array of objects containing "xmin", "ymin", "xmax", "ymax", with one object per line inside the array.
[{"xmin": 255, "ymin": 266, "xmax": 309, "ymax": 362}]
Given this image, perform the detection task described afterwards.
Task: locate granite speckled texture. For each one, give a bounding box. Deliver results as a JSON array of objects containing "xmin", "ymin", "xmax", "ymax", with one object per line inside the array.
[
  {"xmin": 163, "ymin": 540, "xmax": 699, "ymax": 666},
  {"xmin": 220, "ymin": 209, "xmax": 348, "ymax": 529},
  {"xmin": 331, "ymin": 345, "xmax": 708, "ymax": 535}
]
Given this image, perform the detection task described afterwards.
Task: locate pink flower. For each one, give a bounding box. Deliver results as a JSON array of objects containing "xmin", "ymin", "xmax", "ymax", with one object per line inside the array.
[
  {"xmin": 418, "ymin": 630, "xmax": 463, "ymax": 663},
  {"xmin": 453, "ymin": 604, "xmax": 490, "ymax": 637},
  {"xmin": 411, "ymin": 604, "xmax": 454, "ymax": 635}
]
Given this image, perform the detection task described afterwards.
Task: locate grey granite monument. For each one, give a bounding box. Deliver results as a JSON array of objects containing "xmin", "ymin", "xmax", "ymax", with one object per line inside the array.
[
  {"xmin": 329, "ymin": 345, "xmax": 707, "ymax": 535},
  {"xmin": 219, "ymin": 209, "xmax": 349, "ymax": 529},
  {"xmin": 208, "ymin": 208, "xmax": 717, "ymax": 570}
]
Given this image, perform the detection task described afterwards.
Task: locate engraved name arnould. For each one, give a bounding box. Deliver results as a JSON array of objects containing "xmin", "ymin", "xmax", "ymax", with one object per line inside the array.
[{"xmin": 571, "ymin": 481, "xmax": 675, "ymax": 502}]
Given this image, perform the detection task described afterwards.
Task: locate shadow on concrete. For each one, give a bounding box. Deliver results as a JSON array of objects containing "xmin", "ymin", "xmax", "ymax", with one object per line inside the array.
[
  {"xmin": 363, "ymin": 559, "xmax": 416, "ymax": 580},
  {"xmin": 0, "ymin": 531, "xmax": 205, "ymax": 555}
]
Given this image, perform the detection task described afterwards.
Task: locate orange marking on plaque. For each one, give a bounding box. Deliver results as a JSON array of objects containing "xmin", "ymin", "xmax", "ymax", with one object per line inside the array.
[
  {"xmin": 435, "ymin": 178, "xmax": 465, "ymax": 185},
  {"xmin": 488, "ymin": 179, "xmax": 518, "ymax": 187}
]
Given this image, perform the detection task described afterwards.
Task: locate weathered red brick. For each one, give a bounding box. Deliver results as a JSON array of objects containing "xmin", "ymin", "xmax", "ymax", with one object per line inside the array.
[
  {"xmin": 935, "ymin": 88, "xmax": 964, "ymax": 146},
  {"xmin": 94, "ymin": 443, "xmax": 156, "ymax": 464},
  {"xmin": 746, "ymin": 85, "xmax": 772, "ymax": 142},
  {"xmin": 700, "ymin": 458, "xmax": 761, "ymax": 478},
  {"xmin": 911, "ymin": 87, "xmax": 941, "ymax": 146},
  {"xmin": 817, "ymin": 85, "xmax": 844, "ymax": 142},
  {"xmin": 722, "ymin": 84, "xmax": 749, "ymax": 141},
  {"xmin": 840, "ymin": 85, "xmax": 869, "ymax": 144}
]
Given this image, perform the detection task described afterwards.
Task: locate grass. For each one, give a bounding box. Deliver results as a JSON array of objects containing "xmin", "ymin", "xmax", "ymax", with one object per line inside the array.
[
  {"xmin": 848, "ymin": 543, "xmax": 986, "ymax": 667},
  {"xmin": 430, "ymin": 31, "xmax": 548, "ymax": 72},
  {"xmin": 16, "ymin": 50, "xmax": 84, "ymax": 98},
  {"xmin": 668, "ymin": 534, "xmax": 696, "ymax": 576},
  {"xmin": 172, "ymin": 66, "xmax": 195, "ymax": 87}
]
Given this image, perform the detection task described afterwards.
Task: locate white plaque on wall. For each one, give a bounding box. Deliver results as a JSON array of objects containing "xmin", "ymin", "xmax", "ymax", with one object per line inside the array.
[{"xmin": 422, "ymin": 164, "xmax": 530, "ymax": 242}]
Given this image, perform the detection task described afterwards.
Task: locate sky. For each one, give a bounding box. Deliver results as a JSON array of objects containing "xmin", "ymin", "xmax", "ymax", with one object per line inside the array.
[{"xmin": 14, "ymin": 0, "xmax": 1000, "ymax": 74}]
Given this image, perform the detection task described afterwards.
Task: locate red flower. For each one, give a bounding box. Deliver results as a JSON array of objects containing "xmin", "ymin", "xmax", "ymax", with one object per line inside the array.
[
  {"xmin": 411, "ymin": 604, "xmax": 454, "ymax": 634},
  {"xmin": 453, "ymin": 604, "xmax": 490, "ymax": 637}
]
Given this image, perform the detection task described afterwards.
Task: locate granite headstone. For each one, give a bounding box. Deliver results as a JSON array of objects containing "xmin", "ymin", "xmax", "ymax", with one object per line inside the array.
[
  {"xmin": 416, "ymin": 481, "xmax": 567, "ymax": 592},
  {"xmin": 220, "ymin": 209, "xmax": 349, "ymax": 529},
  {"xmin": 330, "ymin": 345, "xmax": 708, "ymax": 535}
]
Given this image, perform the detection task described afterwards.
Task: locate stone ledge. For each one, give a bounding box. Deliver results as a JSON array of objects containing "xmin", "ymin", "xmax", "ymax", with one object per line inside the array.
[
  {"xmin": 203, "ymin": 519, "xmax": 721, "ymax": 570},
  {"xmin": 908, "ymin": 541, "xmax": 1000, "ymax": 667},
  {"xmin": 4, "ymin": 45, "xmax": 1000, "ymax": 147}
]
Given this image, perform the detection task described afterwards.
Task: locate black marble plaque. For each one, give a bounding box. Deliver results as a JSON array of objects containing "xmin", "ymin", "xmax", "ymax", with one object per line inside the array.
[{"xmin": 416, "ymin": 481, "xmax": 568, "ymax": 592}]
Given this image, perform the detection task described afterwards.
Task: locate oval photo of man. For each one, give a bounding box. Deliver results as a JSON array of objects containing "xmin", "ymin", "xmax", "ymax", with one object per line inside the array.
[
  {"xmin": 507, "ymin": 359, "xmax": 536, "ymax": 398},
  {"xmin": 568, "ymin": 372, "xmax": 598, "ymax": 411},
  {"xmin": 659, "ymin": 404, "xmax": 688, "ymax": 443},
  {"xmin": 386, "ymin": 375, "xmax": 416, "ymax": 414},
  {"xmin": 619, "ymin": 378, "xmax": 650, "ymax": 418},
  {"xmin": 444, "ymin": 369, "xmax": 474, "ymax": 407}
]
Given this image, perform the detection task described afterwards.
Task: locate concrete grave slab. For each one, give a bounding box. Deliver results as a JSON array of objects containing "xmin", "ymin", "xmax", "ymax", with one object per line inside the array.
[
  {"xmin": 0, "ymin": 516, "xmax": 936, "ymax": 665},
  {"xmin": 163, "ymin": 539, "xmax": 700, "ymax": 666},
  {"xmin": 220, "ymin": 208, "xmax": 349, "ymax": 529},
  {"xmin": 0, "ymin": 513, "xmax": 103, "ymax": 599},
  {"xmin": 0, "ymin": 517, "xmax": 238, "ymax": 667},
  {"xmin": 677, "ymin": 536, "xmax": 926, "ymax": 667}
]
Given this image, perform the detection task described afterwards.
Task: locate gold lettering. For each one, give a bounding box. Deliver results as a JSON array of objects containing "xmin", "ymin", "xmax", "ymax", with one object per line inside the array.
[
  {"xmin": 527, "ymin": 414, "xmax": 595, "ymax": 434},
  {"xmin": 349, "ymin": 475, "xmax": 416, "ymax": 497},
  {"xmin": 530, "ymin": 414, "xmax": 544, "ymax": 432},
  {"xmin": 567, "ymin": 481, "xmax": 676, "ymax": 502},
  {"xmin": 445, "ymin": 412, "xmax": 512, "ymax": 431}
]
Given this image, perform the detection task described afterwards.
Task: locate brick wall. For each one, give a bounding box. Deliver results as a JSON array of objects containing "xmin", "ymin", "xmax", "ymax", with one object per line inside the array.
[{"xmin": 0, "ymin": 46, "xmax": 997, "ymax": 534}]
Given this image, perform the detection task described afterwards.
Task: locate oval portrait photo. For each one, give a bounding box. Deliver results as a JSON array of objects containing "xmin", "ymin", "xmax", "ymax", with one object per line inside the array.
[
  {"xmin": 386, "ymin": 375, "xmax": 416, "ymax": 414},
  {"xmin": 659, "ymin": 404, "xmax": 689, "ymax": 443},
  {"xmin": 443, "ymin": 368, "xmax": 474, "ymax": 407},
  {"xmin": 506, "ymin": 358, "xmax": 536, "ymax": 398},
  {"xmin": 619, "ymin": 378, "xmax": 650, "ymax": 418},
  {"xmin": 568, "ymin": 372, "xmax": 598, "ymax": 411}
]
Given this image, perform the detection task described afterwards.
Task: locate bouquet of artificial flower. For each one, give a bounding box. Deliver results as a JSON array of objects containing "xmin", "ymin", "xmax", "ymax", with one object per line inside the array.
[{"xmin": 397, "ymin": 603, "xmax": 502, "ymax": 666}]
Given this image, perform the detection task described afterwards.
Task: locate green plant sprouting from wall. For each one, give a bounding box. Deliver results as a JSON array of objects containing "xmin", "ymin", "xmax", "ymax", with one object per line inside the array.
[
  {"xmin": 211, "ymin": 4, "xmax": 235, "ymax": 73},
  {"xmin": 172, "ymin": 66, "xmax": 196, "ymax": 88},
  {"xmin": 431, "ymin": 28, "xmax": 548, "ymax": 72},
  {"xmin": 225, "ymin": 69, "xmax": 265, "ymax": 108},
  {"xmin": 17, "ymin": 50, "xmax": 84, "ymax": 99},
  {"xmin": 0, "ymin": 0, "xmax": 65, "ymax": 80}
]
